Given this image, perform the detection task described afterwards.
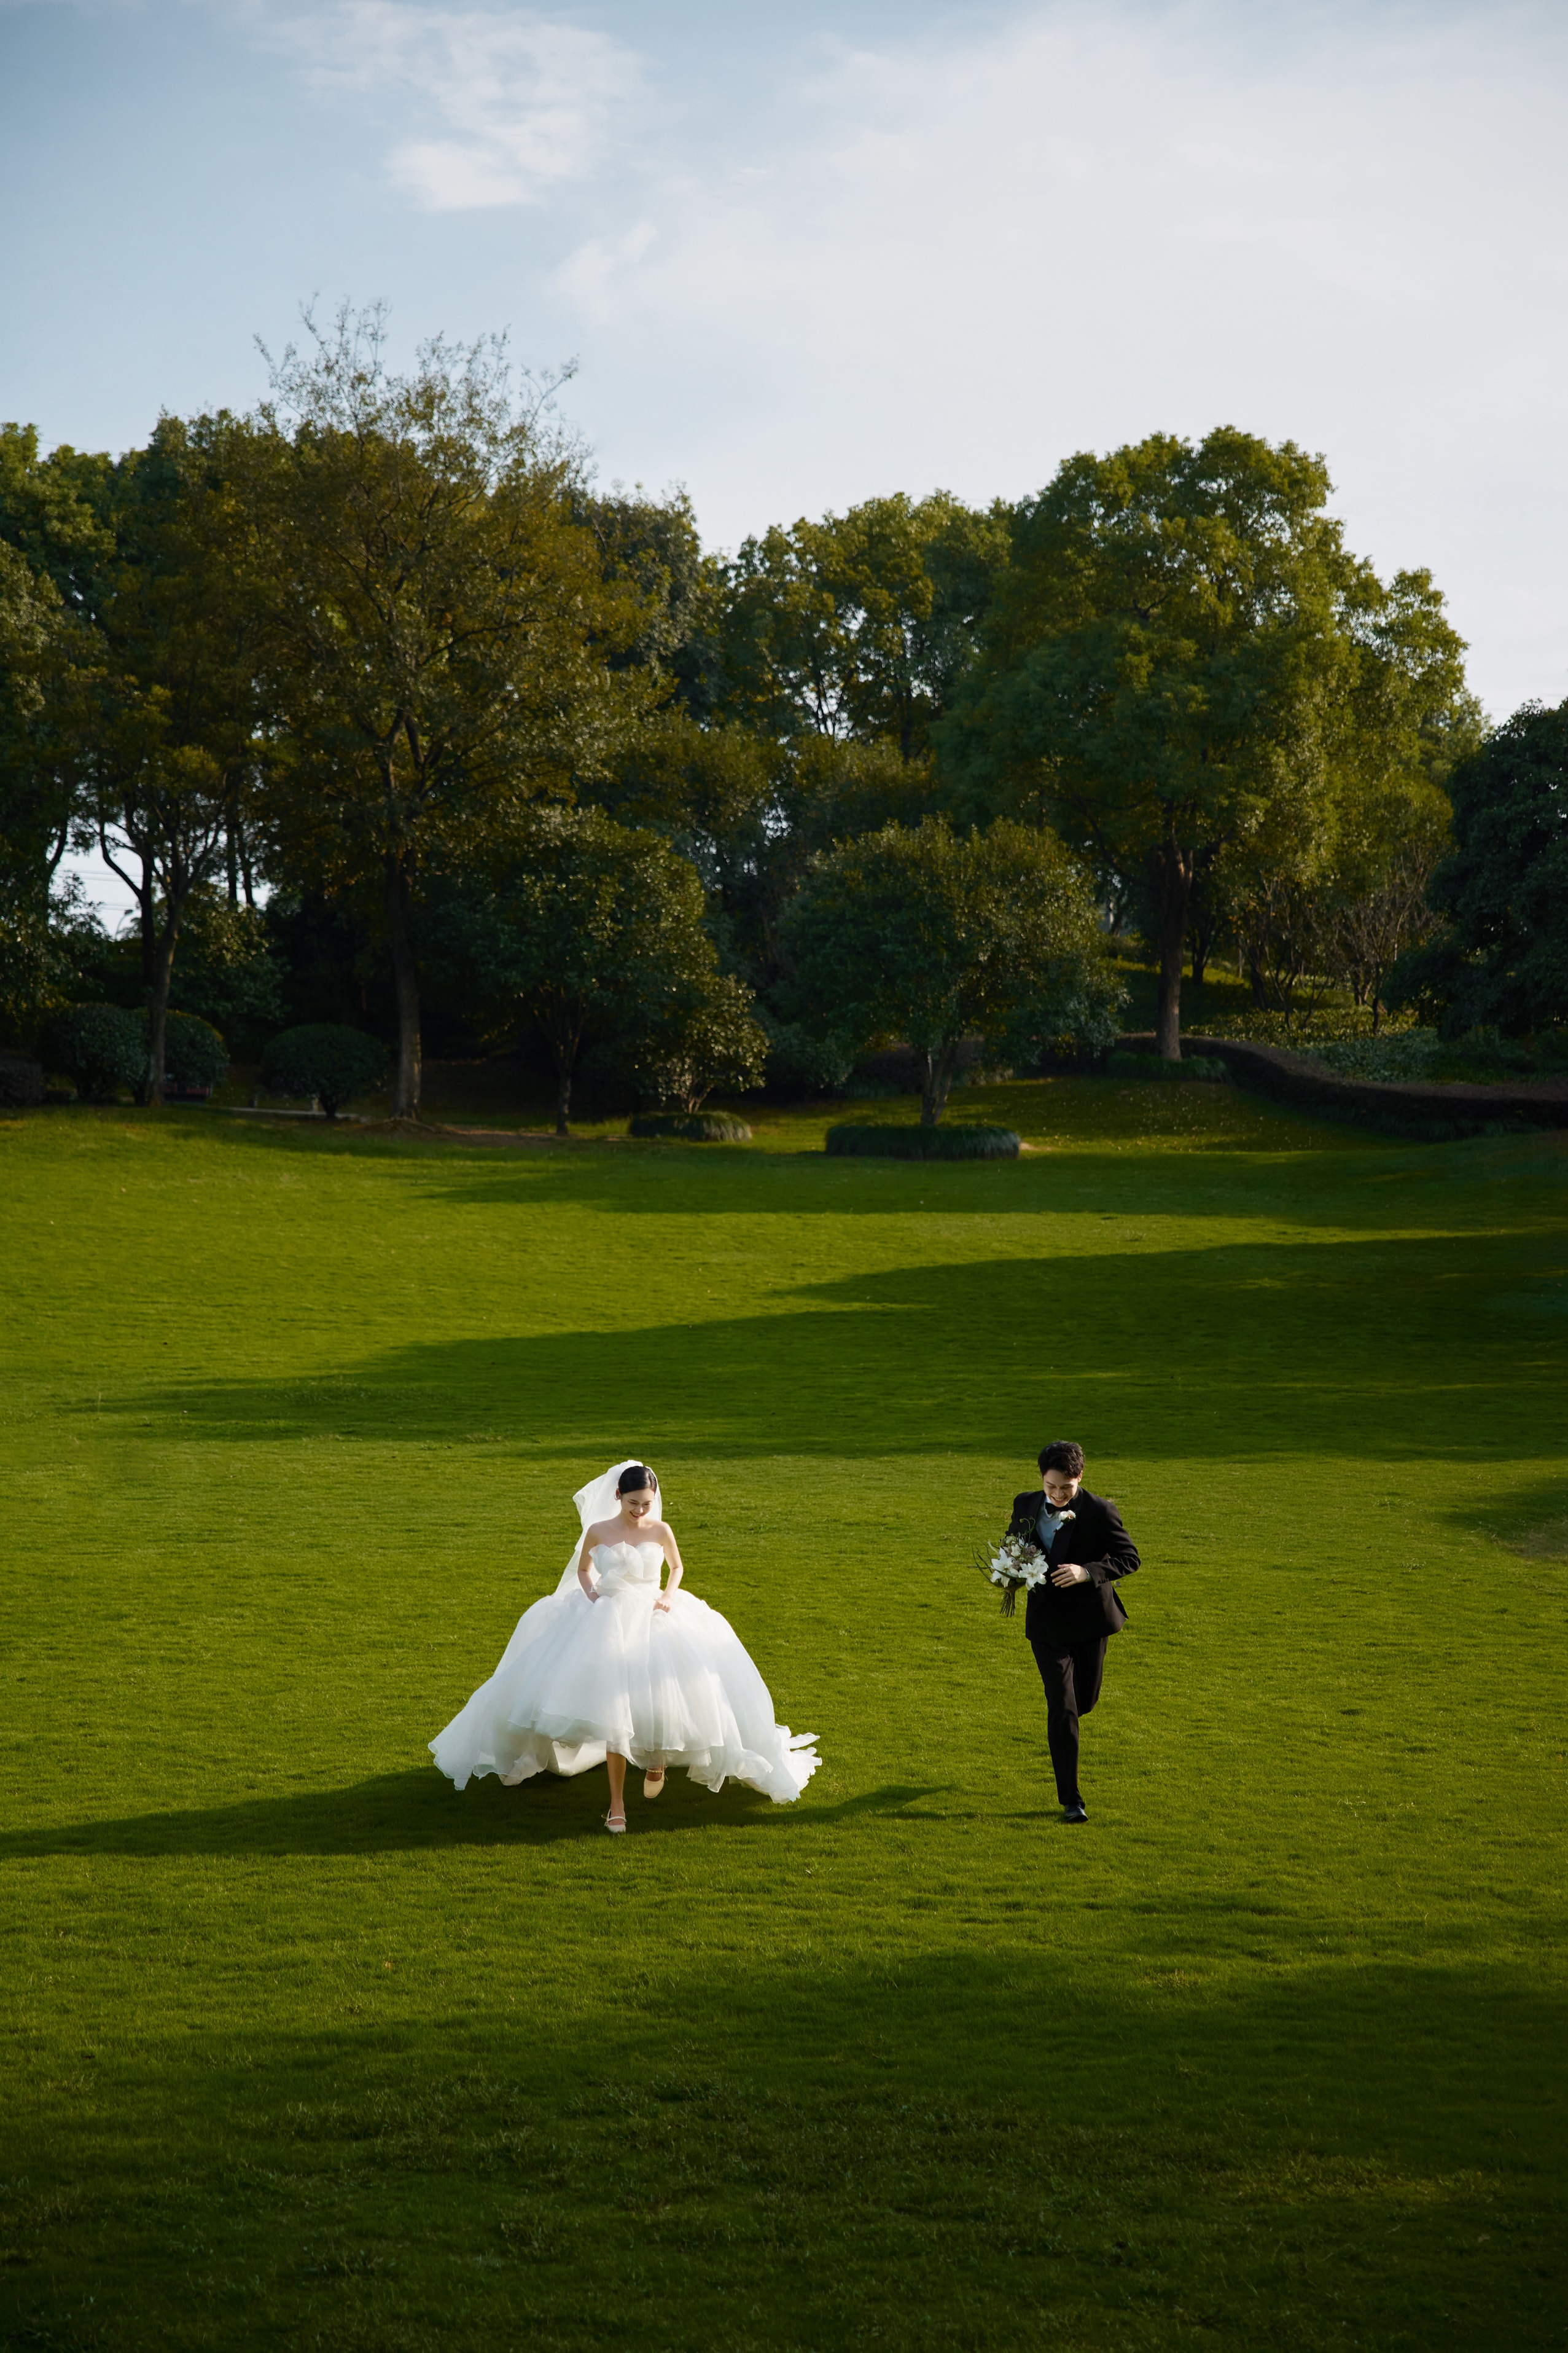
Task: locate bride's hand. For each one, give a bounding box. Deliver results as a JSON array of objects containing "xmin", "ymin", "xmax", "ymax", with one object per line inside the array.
[{"xmin": 653, "ymin": 1591, "xmax": 671, "ymax": 1613}]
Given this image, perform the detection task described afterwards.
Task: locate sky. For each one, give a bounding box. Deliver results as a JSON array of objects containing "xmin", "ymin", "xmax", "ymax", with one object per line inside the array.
[{"xmin": 4, "ymin": 0, "xmax": 1567, "ymax": 921}]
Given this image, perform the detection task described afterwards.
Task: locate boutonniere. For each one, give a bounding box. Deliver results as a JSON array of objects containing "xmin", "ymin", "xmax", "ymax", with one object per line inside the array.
[{"xmin": 1052, "ymin": 1509, "xmax": 1076, "ymax": 1524}]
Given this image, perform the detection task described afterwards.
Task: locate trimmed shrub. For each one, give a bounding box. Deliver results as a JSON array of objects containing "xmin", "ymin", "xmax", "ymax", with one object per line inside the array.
[
  {"xmin": 628, "ymin": 1112, "xmax": 752, "ymax": 1143},
  {"xmin": 37, "ymin": 1003, "xmax": 144, "ymax": 1103},
  {"xmin": 152, "ymin": 1012, "xmax": 229, "ymax": 1095},
  {"xmin": 0, "ymin": 1054, "xmax": 44, "ymax": 1107},
  {"xmin": 260, "ymin": 1024, "xmax": 388, "ymax": 1118},
  {"xmin": 1107, "ymin": 1051, "xmax": 1229, "ymax": 1083},
  {"xmin": 825, "ymin": 1123, "xmax": 1020, "ymax": 1161}
]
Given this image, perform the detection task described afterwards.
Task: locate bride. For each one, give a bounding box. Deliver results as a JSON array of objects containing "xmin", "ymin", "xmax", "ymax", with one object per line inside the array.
[{"xmin": 429, "ymin": 1459, "xmax": 820, "ymax": 1831}]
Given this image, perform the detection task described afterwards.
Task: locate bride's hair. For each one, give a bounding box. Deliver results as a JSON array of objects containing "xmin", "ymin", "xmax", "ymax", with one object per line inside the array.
[{"xmin": 617, "ymin": 1463, "xmax": 658, "ymax": 1495}]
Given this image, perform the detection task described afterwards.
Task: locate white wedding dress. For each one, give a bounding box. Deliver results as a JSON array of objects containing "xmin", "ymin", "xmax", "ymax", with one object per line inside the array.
[{"xmin": 429, "ymin": 1462, "xmax": 820, "ymax": 1804}]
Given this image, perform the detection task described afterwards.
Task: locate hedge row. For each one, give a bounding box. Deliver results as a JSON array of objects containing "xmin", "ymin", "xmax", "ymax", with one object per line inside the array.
[
  {"xmin": 825, "ymin": 1123, "xmax": 1021, "ymax": 1161},
  {"xmin": 628, "ymin": 1112, "xmax": 752, "ymax": 1142},
  {"xmin": 1117, "ymin": 1033, "xmax": 1568, "ymax": 1139}
]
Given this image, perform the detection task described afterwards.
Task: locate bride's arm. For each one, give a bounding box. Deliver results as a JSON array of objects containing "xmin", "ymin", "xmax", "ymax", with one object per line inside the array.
[
  {"xmin": 653, "ymin": 1524, "xmax": 684, "ymax": 1613},
  {"xmin": 577, "ymin": 1528, "xmax": 601, "ymax": 1602}
]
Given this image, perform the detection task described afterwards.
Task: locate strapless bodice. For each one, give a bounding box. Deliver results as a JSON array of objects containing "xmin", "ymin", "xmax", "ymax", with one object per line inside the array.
[{"xmin": 590, "ymin": 1539, "xmax": 663, "ymax": 1592}]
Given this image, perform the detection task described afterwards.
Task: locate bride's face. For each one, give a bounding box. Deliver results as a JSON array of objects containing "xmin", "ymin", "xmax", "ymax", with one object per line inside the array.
[{"xmin": 620, "ymin": 1486, "xmax": 655, "ymax": 1522}]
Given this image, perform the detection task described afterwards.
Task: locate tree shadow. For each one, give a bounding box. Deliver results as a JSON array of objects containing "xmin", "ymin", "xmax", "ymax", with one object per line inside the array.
[
  {"xmin": 84, "ymin": 1227, "xmax": 1565, "ymax": 1465},
  {"xmin": 0, "ymin": 1773, "xmax": 943, "ymax": 1862}
]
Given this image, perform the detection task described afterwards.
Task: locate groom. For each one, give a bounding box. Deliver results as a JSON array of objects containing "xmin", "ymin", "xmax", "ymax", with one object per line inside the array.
[{"xmin": 1007, "ymin": 1441, "xmax": 1139, "ymax": 1824}]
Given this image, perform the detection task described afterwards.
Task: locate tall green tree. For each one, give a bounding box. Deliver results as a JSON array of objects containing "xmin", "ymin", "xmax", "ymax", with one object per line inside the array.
[
  {"xmin": 1390, "ymin": 699, "xmax": 1568, "ymax": 1035},
  {"xmin": 940, "ymin": 429, "xmax": 1473, "ymax": 1057},
  {"xmin": 784, "ymin": 818, "xmax": 1122, "ymax": 1125},
  {"xmin": 250, "ymin": 305, "xmax": 657, "ymax": 1116},
  {"xmin": 88, "ymin": 415, "xmax": 270, "ymax": 1100},
  {"xmin": 429, "ymin": 805, "xmax": 764, "ymax": 1132},
  {"xmin": 721, "ymin": 491, "xmax": 1010, "ymax": 757},
  {"xmin": 0, "ymin": 426, "xmax": 115, "ymax": 1031}
]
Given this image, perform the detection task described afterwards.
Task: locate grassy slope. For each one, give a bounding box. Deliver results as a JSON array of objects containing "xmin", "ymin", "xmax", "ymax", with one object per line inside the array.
[{"xmin": 2, "ymin": 1081, "xmax": 1565, "ymax": 2352}]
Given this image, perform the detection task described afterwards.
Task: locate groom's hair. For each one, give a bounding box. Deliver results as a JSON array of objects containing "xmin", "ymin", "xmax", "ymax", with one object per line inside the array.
[{"xmin": 1038, "ymin": 1441, "xmax": 1085, "ymax": 1478}]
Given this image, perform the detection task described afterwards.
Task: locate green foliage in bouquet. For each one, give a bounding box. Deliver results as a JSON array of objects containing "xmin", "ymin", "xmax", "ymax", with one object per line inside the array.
[
  {"xmin": 37, "ymin": 1001, "xmax": 143, "ymax": 1102},
  {"xmin": 628, "ymin": 1112, "xmax": 752, "ymax": 1142},
  {"xmin": 260, "ymin": 1024, "xmax": 387, "ymax": 1118},
  {"xmin": 825, "ymin": 1122, "xmax": 1020, "ymax": 1159}
]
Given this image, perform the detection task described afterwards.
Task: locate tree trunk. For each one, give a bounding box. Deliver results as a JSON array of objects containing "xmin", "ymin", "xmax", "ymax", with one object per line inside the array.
[
  {"xmin": 556, "ymin": 1057, "xmax": 574, "ymax": 1136},
  {"xmin": 1152, "ymin": 843, "xmax": 1192, "ymax": 1060},
  {"xmin": 919, "ymin": 1039, "xmax": 962, "ymax": 1126},
  {"xmin": 145, "ymin": 918, "xmax": 180, "ymax": 1107},
  {"xmin": 384, "ymin": 853, "xmax": 422, "ymax": 1118}
]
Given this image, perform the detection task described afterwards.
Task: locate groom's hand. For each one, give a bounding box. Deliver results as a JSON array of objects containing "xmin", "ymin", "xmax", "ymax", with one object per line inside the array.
[{"xmin": 1050, "ymin": 1563, "xmax": 1090, "ymax": 1587}]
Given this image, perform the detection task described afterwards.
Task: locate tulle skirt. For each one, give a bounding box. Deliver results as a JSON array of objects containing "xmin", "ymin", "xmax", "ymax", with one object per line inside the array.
[{"xmin": 429, "ymin": 1578, "xmax": 819, "ymax": 1804}]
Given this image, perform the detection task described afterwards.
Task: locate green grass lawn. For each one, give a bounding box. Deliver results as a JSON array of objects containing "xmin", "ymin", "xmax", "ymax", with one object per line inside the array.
[{"xmin": 3, "ymin": 1081, "xmax": 1565, "ymax": 2352}]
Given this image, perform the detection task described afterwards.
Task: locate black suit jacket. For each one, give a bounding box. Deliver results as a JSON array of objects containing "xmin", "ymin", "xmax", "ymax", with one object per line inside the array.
[{"xmin": 1007, "ymin": 1486, "xmax": 1140, "ymax": 1645}]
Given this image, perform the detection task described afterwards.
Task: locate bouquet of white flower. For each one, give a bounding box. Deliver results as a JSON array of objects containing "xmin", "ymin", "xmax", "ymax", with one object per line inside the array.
[{"xmin": 977, "ymin": 1529, "xmax": 1058, "ymax": 1617}]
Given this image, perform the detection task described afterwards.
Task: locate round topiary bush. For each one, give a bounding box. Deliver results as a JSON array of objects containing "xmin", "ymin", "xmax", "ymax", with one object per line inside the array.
[
  {"xmin": 824, "ymin": 1123, "xmax": 1020, "ymax": 1161},
  {"xmin": 37, "ymin": 1003, "xmax": 144, "ymax": 1103},
  {"xmin": 628, "ymin": 1112, "xmax": 752, "ymax": 1143},
  {"xmin": 153, "ymin": 1011, "xmax": 229, "ymax": 1096},
  {"xmin": 260, "ymin": 1024, "xmax": 388, "ymax": 1118}
]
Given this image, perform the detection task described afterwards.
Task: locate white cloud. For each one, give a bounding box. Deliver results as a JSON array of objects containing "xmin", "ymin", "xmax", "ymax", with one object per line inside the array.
[
  {"xmin": 550, "ymin": 3, "xmax": 1568, "ymax": 712},
  {"xmin": 218, "ymin": 0, "xmax": 1568, "ymax": 710},
  {"xmin": 271, "ymin": 2, "xmax": 645, "ymax": 208}
]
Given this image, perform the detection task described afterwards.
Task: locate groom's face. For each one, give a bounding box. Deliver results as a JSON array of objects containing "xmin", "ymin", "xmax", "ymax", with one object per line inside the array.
[{"xmin": 1042, "ymin": 1469, "xmax": 1082, "ymax": 1508}]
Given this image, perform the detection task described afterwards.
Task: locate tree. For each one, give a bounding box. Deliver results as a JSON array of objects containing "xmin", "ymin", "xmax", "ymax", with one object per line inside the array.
[
  {"xmin": 720, "ymin": 491, "xmax": 1010, "ymax": 758},
  {"xmin": 0, "ymin": 428, "xmax": 124, "ymax": 1043},
  {"xmin": 431, "ymin": 804, "xmax": 762, "ymax": 1133},
  {"xmin": 92, "ymin": 419, "xmax": 266, "ymax": 1105},
  {"xmin": 1389, "ymin": 699, "xmax": 1568, "ymax": 1036},
  {"xmin": 783, "ymin": 819, "xmax": 1123, "ymax": 1126},
  {"xmin": 607, "ymin": 968, "xmax": 766, "ymax": 1116},
  {"xmin": 940, "ymin": 429, "xmax": 1473, "ymax": 1057},
  {"xmin": 261, "ymin": 1024, "xmax": 388, "ymax": 1118},
  {"xmin": 249, "ymin": 304, "xmax": 657, "ymax": 1117},
  {"xmin": 1319, "ymin": 776, "xmax": 1451, "ymax": 1029},
  {"xmin": 0, "ymin": 443, "xmax": 114, "ymax": 1040},
  {"xmin": 155, "ymin": 887, "xmax": 283, "ymax": 1053}
]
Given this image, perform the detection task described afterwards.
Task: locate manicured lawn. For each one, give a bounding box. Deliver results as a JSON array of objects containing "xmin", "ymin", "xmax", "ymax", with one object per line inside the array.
[{"xmin": 2, "ymin": 1084, "xmax": 1564, "ymax": 2351}]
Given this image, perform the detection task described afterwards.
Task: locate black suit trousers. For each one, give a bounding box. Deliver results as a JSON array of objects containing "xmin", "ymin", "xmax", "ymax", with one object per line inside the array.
[{"xmin": 1029, "ymin": 1632, "xmax": 1107, "ymax": 1804}]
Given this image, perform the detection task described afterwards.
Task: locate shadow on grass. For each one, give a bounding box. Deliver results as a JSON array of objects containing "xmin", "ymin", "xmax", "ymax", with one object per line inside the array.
[
  {"xmin": 5, "ymin": 1945, "xmax": 1564, "ymax": 2351},
  {"xmin": 88, "ymin": 1229, "xmax": 1567, "ymax": 1463},
  {"xmin": 0, "ymin": 1772, "xmax": 942, "ymax": 1862}
]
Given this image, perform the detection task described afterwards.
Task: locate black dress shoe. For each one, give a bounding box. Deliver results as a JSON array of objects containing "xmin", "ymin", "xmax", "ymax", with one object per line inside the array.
[{"xmin": 1063, "ymin": 1798, "xmax": 1088, "ymax": 1823}]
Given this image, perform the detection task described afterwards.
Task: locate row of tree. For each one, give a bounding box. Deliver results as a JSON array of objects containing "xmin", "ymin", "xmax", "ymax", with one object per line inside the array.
[{"xmin": 2, "ymin": 302, "xmax": 1554, "ymax": 1129}]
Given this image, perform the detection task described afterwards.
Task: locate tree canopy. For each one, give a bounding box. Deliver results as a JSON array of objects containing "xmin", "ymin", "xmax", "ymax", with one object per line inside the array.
[
  {"xmin": 5, "ymin": 350, "xmax": 1530, "ymax": 1110},
  {"xmin": 1389, "ymin": 699, "xmax": 1568, "ymax": 1036},
  {"xmin": 248, "ymin": 305, "xmax": 659, "ymax": 1114},
  {"xmin": 784, "ymin": 818, "xmax": 1122, "ymax": 1124},
  {"xmin": 939, "ymin": 428, "xmax": 1475, "ymax": 1055}
]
